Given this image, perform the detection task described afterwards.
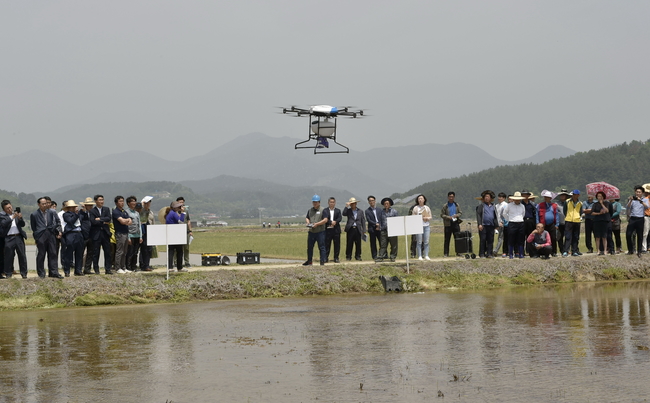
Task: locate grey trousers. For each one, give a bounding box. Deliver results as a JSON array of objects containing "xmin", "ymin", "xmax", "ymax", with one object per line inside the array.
[
  {"xmin": 114, "ymin": 232, "xmax": 129, "ymax": 271},
  {"xmin": 378, "ymin": 230, "xmax": 398, "ymax": 260}
]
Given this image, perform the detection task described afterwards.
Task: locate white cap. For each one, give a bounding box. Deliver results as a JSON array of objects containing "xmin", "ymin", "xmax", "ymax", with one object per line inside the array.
[{"xmin": 141, "ymin": 196, "xmax": 153, "ymax": 203}]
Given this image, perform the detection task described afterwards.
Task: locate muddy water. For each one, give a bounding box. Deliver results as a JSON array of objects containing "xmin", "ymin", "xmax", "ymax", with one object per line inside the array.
[{"xmin": 1, "ymin": 282, "xmax": 650, "ymax": 403}]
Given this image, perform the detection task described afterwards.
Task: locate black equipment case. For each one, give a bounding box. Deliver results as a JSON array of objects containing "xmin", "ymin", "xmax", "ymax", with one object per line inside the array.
[
  {"xmin": 236, "ymin": 250, "xmax": 260, "ymax": 265},
  {"xmin": 201, "ymin": 253, "xmax": 231, "ymax": 266}
]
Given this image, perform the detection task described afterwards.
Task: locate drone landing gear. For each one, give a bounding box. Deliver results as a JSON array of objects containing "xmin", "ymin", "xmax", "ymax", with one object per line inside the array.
[
  {"xmin": 295, "ymin": 136, "xmax": 349, "ymax": 154},
  {"xmin": 294, "ymin": 115, "xmax": 350, "ymax": 154}
]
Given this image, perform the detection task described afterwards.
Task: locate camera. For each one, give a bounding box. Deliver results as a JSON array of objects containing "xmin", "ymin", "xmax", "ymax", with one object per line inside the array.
[{"xmin": 15, "ymin": 207, "xmax": 20, "ymax": 213}]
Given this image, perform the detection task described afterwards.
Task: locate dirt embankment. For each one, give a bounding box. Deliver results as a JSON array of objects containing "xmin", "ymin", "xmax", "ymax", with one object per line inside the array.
[{"xmin": 1, "ymin": 255, "xmax": 649, "ymax": 311}]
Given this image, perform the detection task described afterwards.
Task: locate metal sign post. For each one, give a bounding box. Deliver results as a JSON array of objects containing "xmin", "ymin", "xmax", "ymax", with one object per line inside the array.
[
  {"xmin": 387, "ymin": 216, "xmax": 423, "ymax": 274},
  {"xmin": 147, "ymin": 224, "xmax": 188, "ymax": 280}
]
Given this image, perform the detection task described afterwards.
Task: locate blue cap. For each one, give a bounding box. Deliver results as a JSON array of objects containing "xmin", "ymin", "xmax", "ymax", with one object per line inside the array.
[
  {"xmin": 572, "ymin": 189, "xmax": 581, "ymax": 195},
  {"xmin": 312, "ymin": 195, "xmax": 321, "ymax": 202}
]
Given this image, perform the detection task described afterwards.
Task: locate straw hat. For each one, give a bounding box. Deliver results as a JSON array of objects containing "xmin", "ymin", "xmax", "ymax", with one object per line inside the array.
[
  {"xmin": 510, "ymin": 191, "xmax": 525, "ymax": 200},
  {"xmin": 65, "ymin": 200, "xmax": 79, "ymax": 208},
  {"xmin": 478, "ymin": 190, "xmax": 495, "ymax": 200},
  {"xmin": 82, "ymin": 197, "xmax": 95, "ymax": 206},
  {"xmin": 556, "ymin": 188, "xmax": 571, "ymax": 198},
  {"xmin": 348, "ymin": 197, "xmax": 358, "ymax": 204}
]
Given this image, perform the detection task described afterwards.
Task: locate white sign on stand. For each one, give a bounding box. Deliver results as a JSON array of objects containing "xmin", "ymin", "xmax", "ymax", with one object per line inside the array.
[
  {"xmin": 147, "ymin": 224, "xmax": 188, "ymax": 279},
  {"xmin": 387, "ymin": 216, "xmax": 423, "ymax": 273}
]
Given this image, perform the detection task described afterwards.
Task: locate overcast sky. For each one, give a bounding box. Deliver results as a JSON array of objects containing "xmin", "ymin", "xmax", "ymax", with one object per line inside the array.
[{"xmin": 2, "ymin": 1, "xmax": 648, "ymax": 164}]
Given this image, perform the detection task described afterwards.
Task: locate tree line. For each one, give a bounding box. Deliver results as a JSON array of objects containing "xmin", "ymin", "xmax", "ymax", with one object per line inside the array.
[{"xmin": 393, "ymin": 140, "xmax": 650, "ymax": 218}]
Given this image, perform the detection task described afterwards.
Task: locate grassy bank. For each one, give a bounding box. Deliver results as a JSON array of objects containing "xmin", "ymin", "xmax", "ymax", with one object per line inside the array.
[{"xmin": 1, "ymin": 255, "xmax": 649, "ymax": 311}]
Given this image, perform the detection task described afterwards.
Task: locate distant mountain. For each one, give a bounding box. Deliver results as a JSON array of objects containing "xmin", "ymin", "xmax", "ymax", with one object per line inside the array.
[
  {"xmin": 184, "ymin": 175, "xmax": 355, "ymax": 215},
  {"xmin": 513, "ymin": 145, "xmax": 576, "ymax": 165},
  {"xmin": 0, "ymin": 150, "xmax": 78, "ymax": 193},
  {"xmin": 80, "ymin": 151, "xmax": 184, "ymax": 176},
  {"xmin": 394, "ymin": 140, "xmax": 649, "ymax": 218},
  {"xmin": 163, "ymin": 134, "xmax": 576, "ymax": 198},
  {"xmin": 1, "ymin": 133, "xmax": 576, "ymax": 196},
  {"xmin": 48, "ymin": 176, "xmax": 355, "ymax": 217}
]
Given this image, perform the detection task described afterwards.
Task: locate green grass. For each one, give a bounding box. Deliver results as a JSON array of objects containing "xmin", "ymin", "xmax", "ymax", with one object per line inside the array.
[
  {"xmin": 187, "ymin": 225, "xmax": 609, "ymax": 260},
  {"xmin": 189, "ymin": 227, "xmax": 450, "ymax": 260}
]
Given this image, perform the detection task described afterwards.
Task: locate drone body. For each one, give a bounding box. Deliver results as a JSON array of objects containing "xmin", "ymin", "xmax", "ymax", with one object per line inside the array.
[{"xmin": 281, "ymin": 105, "xmax": 364, "ymax": 154}]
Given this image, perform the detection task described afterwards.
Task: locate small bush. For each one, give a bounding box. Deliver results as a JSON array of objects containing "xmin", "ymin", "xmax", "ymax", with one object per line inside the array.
[
  {"xmin": 74, "ymin": 293, "xmax": 126, "ymax": 306},
  {"xmin": 553, "ymin": 270, "xmax": 574, "ymax": 283},
  {"xmin": 601, "ymin": 268, "xmax": 628, "ymax": 280}
]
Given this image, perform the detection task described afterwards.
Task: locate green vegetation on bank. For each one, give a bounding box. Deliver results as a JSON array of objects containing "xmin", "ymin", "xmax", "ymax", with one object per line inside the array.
[{"xmin": 1, "ymin": 256, "xmax": 649, "ymax": 311}]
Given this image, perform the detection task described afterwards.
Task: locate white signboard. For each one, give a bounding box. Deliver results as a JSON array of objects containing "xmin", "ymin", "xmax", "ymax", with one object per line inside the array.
[
  {"xmin": 147, "ymin": 224, "xmax": 188, "ymax": 246},
  {"xmin": 387, "ymin": 215, "xmax": 423, "ymax": 237}
]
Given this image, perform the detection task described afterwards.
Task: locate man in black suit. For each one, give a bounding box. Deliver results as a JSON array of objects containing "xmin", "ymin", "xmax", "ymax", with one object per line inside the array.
[
  {"xmin": 0, "ymin": 200, "xmax": 28, "ymax": 279},
  {"xmin": 30, "ymin": 197, "xmax": 63, "ymax": 278},
  {"xmin": 89, "ymin": 194, "xmax": 113, "ymax": 274},
  {"xmin": 322, "ymin": 197, "xmax": 342, "ymax": 263},
  {"xmin": 365, "ymin": 195, "xmax": 381, "ymax": 260},
  {"xmin": 342, "ymin": 197, "xmax": 366, "ymax": 261}
]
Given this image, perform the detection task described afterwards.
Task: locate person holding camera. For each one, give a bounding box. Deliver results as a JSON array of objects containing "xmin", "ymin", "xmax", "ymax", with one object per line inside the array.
[
  {"xmin": 303, "ymin": 195, "xmax": 328, "ymax": 266},
  {"xmin": 166, "ymin": 201, "xmax": 188, "ymax": 272},
  {"xmin": 62, "ymin": 200, "xmax": 84, "ymax": 276},
  {"xmin": 176, "ymin": 196, "xmax": 193, "ymax": 268},
  {"xmin": 626, "ymin": 185, "xmax": 646, "ymax": 257},
  {"xmin": 0, "ymin": 200, "xmax": 28, "ymax": 279}
]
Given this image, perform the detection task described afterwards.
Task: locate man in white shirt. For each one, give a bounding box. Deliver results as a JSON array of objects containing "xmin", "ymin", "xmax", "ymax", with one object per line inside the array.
[
  {"xmin": 493, "ymin": 192, "xmax": 508, "ymax": 257},
  {"xmin": 504, "ymin": 192, "xmax": 526, "ymax": 259}
]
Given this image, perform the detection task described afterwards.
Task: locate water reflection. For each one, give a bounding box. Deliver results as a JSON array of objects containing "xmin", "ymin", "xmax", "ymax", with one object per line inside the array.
[{"xmin": 0, "ymin": 282, "xmax": 649, "ymax": 402}]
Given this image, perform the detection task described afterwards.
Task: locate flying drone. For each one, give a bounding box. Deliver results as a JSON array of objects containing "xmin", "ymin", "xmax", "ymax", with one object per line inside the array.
[{"xmin": 281, "ymin": 105, "xmax": 364, "ymax": 154}]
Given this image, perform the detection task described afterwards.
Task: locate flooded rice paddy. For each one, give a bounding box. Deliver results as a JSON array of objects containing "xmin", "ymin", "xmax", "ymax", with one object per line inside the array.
[{"xmin": 1, "ymin": 281, "xmax": 650, "ymax": 402}]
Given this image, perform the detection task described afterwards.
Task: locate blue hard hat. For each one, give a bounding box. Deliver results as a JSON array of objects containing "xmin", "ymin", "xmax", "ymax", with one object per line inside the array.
[
  {"xmin": 312, "ymin": 195, "xmax": 321, "ymax": 202},
  {"xmin": 572, "ymin": 189, "xmax": 581, "ymax": 195}
]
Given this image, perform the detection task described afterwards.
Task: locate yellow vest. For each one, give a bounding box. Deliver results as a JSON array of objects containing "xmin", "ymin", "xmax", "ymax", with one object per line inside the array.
[{"xmin": 565, "ymin": 201, "xmax": 582, "ymax": 223}]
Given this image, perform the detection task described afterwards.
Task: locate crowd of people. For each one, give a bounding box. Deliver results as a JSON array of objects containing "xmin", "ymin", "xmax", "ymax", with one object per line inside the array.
[
  {"xmin": 0, "ymin": 195, "xmax": 193, "ymax": 279},
  {"xmin": 304, "ymin": 185, "xmax": 645, "ymax": 264},
  {"xmin": 3, "ymin": 185, "xmax": 644, "ymax": 278}
]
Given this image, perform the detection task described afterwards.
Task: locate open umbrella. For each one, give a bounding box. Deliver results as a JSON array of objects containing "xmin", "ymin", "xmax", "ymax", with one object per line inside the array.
[
  {"xmin": 158, "ymin": 206, "xmax": 169, "ymax": 224},
  {"xmin": 586, "ymin": 182, "xmax": 620, "ymax": 199}
]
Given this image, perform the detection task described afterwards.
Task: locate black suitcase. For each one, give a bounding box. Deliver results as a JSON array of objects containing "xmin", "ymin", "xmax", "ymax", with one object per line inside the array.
[
  {"xmin": 236, "ymin": 250, "xmax": 260, "ymax": 265},
  {"xmin": 454, "ymin": 230, "xmax": 476, "ymax": 259}
]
